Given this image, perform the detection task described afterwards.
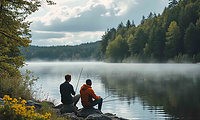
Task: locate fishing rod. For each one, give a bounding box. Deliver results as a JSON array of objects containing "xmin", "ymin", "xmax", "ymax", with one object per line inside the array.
[
  {"xmin": 103, "ymin": 99, "xmax": 120, "ymax": 103},
  {"xmin": 75, "ymin": 67, "xmax": 83, "ymax": 94},
  {"xmin": 103, "ymin": 94, "xmax": 112, "ymax": 100}
]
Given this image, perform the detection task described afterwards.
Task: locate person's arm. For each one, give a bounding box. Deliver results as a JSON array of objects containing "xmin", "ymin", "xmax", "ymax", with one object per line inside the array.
[
  {"xmin": 89, "ymin": 88, "xmax": 100, "ymax": 100},
  {"xmin": 71, "ymin": 84, "xmax": 75, "ymax": 95}
]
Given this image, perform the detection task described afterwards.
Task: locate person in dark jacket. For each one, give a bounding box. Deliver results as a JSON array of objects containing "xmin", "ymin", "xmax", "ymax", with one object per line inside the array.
[
  {"xmin": 60, "ymin": 74, "xmax": 80, "ymax": 111},
  {"xmin": 80, "ymin": 79, "xmax": 103, "ymax": 110}
]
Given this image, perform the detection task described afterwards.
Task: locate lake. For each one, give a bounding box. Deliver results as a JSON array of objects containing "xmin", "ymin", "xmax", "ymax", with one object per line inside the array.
[{"xmin": 21, "ymin": 62, "xmax": 200, "ymax": 119}]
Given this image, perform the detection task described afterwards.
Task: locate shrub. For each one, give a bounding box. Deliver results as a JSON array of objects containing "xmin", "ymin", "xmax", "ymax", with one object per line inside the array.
[
  {"xmin": 0, "ymin": 95, "xmax": 51, "ymax": 120},
  {"xmin": 0, "ymin": 70, "xmax": 37, "ymax": 100}
]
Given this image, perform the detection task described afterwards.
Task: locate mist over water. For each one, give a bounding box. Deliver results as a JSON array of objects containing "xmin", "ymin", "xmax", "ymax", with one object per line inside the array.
[{"xmin": 21, "ymin": 62, "xmax": 200, "ymax": 119}]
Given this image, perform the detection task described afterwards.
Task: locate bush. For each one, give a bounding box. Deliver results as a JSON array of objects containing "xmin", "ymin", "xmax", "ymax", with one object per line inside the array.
[
  {"xmin": 0, "ymin": 70, "xmax": 37, "ymax": 100},
  {"xmin": 0, "ymin": 95, "xmax": 51, "ymax": 120}
]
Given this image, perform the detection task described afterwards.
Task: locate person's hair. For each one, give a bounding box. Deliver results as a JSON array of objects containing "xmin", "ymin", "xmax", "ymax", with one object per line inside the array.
[
  {"xmin": 65, "ymin": 74, "xmax": 71, "ymax": 81},
  {"xmin": 86, "ymin": 79, "xmax": 92, "ymax": 85}
]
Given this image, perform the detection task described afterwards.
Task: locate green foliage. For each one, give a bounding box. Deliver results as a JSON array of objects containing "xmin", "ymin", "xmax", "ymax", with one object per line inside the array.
[
  {"xmin": 165, "ymin": 21, "xmax": 181, "ymax": 58},
  {"xmin": 184, "ymin": 23, "xmax": 200, "ymax": 56},
  {"xmin": 0, "ymin": 70, "xmax": 38, "ymax": 100},
  {"xmin": 169, "ymin": 0, "xmax": 178, "ymax": 8},
  {"xmin": 128, "ymin": 28, "xmax": 147, "ymax": 56},
  {"xmin": 100, "ymin": 0, "xmax": 200, "ymax": 63},
  {"xmin": 21, "ymin": 41, "xmax": 101, "ymax": 61},
  {"xmin": 0, "ymin": 0, "xmax": 54, "ymax": 78},
  {"xmin": 100, "ymin": 28, "xmax": 116, "ymax": 58},
  {"xmin": 0, "ymin": 0, "xmax": 54, "ymax": 98},
  {"xmin": 106, "ymin": 35, "xmax": 129, "ymax": 62},
  {"xmin": 0, "ymin": 95, "xmax": 51, "ymax": 120}
]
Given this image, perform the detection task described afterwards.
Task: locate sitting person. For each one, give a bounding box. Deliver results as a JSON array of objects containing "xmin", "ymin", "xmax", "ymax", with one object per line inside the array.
[
  {"xmin": 80, "ymin": 79, "xmax": 103, "ymax": 110},
  {"xmin": 60, "ymin": 74, "xmax": 80, "ymax": 113}
]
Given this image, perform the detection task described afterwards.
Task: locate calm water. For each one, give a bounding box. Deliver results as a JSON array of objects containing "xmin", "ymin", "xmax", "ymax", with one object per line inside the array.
[{"xmin": 21, "ymin": 62, "xmax": 200, "ymax": 119}]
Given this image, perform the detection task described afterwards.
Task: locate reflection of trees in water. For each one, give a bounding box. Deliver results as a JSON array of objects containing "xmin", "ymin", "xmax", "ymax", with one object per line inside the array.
[{"xmin": 101, "ymin": 72, "xmax": 200, "ymax": 119}]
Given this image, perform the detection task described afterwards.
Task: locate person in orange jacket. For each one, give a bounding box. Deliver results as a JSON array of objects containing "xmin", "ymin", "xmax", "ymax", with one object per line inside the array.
[{"xmin": 80, "ymin": 79, "xmax": 103, "ymax": 110}]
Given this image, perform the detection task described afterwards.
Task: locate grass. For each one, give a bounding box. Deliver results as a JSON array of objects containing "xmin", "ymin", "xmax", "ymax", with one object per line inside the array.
[{"xmin": 0, "ymin": 70, "xmax": 69, "ymax": 120}]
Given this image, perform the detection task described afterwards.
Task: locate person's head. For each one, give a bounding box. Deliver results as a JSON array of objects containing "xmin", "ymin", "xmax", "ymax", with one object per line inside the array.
[
  {"xmin": 65, "ymin": 74, "xmax": 71, "ymax": 82},
  {"xmin": 86, "ymin": 79, "xmax": 92, "ymax": 86}
]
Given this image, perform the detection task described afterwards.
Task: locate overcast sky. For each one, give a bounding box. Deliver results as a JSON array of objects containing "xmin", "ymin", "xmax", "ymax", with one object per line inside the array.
[{"xmin": 28, "ymin": 0, "xmax": 169, "ymax": 46}]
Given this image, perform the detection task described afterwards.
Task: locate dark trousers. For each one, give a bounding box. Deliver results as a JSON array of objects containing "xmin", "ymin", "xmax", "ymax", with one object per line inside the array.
[
  {"xmin": 72, "ymin": 94, "xmax": 80, "ymax": 106},
  {"xmin": 60, "ymin": 94, "xmax": 80, "ymax": 114},
  {"xmin": 91, "ymin": 98, "xmax": 103, "ymax": 110}
]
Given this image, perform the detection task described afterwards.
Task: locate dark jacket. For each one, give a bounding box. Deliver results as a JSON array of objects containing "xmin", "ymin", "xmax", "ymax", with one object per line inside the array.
[
  {"xmin": 80, "ymin": 84, "xmax": 100, "ymax": 107},
  {"xmin": 60, "ymin": 81, "xmax": 75, "ymax": 104}
]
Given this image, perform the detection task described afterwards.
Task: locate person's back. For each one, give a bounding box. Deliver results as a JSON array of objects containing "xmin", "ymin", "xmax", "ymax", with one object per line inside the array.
[
  {"xmin": 60, "ymin": 80, "xmax": 75, "ymax": 104},
  {"xmin": 60, "ymin": 74, "xmax": 80, "ymax": 114},
  {"xmin": 80, "ymin": 79, "xmax": 103, "ymax": 110}
]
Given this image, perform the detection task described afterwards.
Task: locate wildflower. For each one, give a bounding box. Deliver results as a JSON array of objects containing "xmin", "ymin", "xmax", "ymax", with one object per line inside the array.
[
  {"xmin": 3, "ymin": 95, "xmax": 12, "ymax": 101},
  {"xmin": 21, "ymin": 99, "xmax": 27, "ymax": 105},
  {"xmin": 12, "ymin": 98, "xmax": 18, "ymax": 104},
  {"xmin": 0, "ymin": 95, "xmax": 51, "ymax": 120}
]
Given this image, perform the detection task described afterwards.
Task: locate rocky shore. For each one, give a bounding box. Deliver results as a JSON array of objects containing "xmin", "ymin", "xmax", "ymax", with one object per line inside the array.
[
  {"xmin": 53, "ymin": 104, "xmax": 128, "ymax": 120},
  {"xmin": 0, "ymin": 98, "xmax": 128, "ymax": 120}
]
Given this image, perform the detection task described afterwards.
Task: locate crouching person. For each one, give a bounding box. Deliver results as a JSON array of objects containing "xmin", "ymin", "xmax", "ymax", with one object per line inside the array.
[
  {"xmin": 80, "ymin": 79, "xmax": 103, "ymax": 111},
  {"xmin": 60, "ymin": 74, "xmax": 80, "ymax": 114}
]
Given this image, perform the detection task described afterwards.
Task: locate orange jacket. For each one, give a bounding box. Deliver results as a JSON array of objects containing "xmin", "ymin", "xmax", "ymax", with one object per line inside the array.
[{"xmin": 80, "ymin": 84, "xmax": 100, "ymax": 107}]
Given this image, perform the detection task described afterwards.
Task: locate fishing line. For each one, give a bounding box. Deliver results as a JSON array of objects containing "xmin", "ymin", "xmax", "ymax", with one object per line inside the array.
[
  {"xmin": 103, "ymin": 99, "xmax": 120, "ymax": 103},
  {"xmin": 103, "ymin": 94, "xmax": 112, "ymax": 100},
  {"xmin": 75, "ymin": 67, "xmax": 83, "ymax": 94}
]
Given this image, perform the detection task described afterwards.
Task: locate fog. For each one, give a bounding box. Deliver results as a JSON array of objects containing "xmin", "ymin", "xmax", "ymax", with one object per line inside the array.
[
  {"xmin": 20, "ymin": 61, "xmax": 200, "ymax": 119},
  {"xmin": 23, "ymin": 61, "xmax": 200, "ymax": 80}
]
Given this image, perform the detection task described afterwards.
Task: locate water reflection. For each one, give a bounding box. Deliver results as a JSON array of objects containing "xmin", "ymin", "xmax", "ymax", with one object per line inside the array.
[
  {"xmin": 21, "ymin": 62, "xmax": 200, "ymax": 119},
  {"xmin": 101, "ymin": 67, "xmax": 200, "ymax": 119}
]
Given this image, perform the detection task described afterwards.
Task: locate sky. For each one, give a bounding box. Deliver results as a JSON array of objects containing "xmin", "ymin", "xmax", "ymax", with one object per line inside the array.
[{"xmin": 28, "ymin": 0, "xmax": 169, "ymax": 46}]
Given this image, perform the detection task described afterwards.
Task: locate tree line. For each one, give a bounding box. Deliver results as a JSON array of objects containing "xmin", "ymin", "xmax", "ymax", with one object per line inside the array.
[
  {"xmin": 20, "ymin": 41, "xmax": 101, "ymax": 61},
  {"xmin": 100, "ymin": 0, "xmax": 200, "ymax": 62},
  {"xmin": 21, "ymin": 0, "xmax": 200, "ymax": 63}
]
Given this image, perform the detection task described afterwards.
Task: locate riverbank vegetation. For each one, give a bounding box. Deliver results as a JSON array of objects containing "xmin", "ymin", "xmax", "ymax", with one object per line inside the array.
[
  {"xmin": 0, "ymin": 0, "xmax": 66, "ymax": 119},
  {"xmin": 21, "ymin": 0, "xmax": 200, "ymax": 63}
]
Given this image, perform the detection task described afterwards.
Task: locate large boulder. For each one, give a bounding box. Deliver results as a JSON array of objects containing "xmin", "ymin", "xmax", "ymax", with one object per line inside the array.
[
  {"xmin": 86, "ymin": 113, "xmax": 112, "ymax": 120},
  {"xmin": 61, "ymin": 112, "xmax": 83, "ymax": 120},
  {"xmin": 60, "ymin": 104, "xmax": 78, "ymax": 114},
  {"xmin": 54, "ymin": 104, "xmax": 128, "ymax": 120},
  {"xmin": 77, "ymin": 108, "xmax": 102, "ymax": 118},
  {"xmin": 76, "ymin": 108, "xmax": 128, "ymax": 120}
]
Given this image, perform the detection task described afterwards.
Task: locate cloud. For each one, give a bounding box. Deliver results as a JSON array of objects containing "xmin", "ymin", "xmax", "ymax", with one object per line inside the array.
[
  {"xmin": 30, "ymin": 31, "xmax": 104, "ymax": 46},
  {"xmin": 30, "ymin": 0, "xmax": 138, "ymax": 32},
  {"xmin": 28, "ymin": 0, "xmax": 168, "ymax": 46},
  {"xmin": 31, "ymin": 31, "xmax": 65, "ymax": 39},
  {"xmin": 30, "ymin": 5, "xmax": 108, "ymax": 32}
]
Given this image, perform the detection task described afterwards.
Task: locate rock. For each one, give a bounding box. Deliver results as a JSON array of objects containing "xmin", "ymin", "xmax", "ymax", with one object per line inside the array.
[
  {"xmin": 60, "ymin": 104, "xmax": 78, "ymax": 114},
  {"xmin": 53, "ymin": 103, "xmax": 63, "ymax": 109},
  {"xmin": 54, "ymin": 106, "xmax": 127, "ymax": 120},
  {"xmin": 61, "ymin": 112, "xmax": 83, "ymax": 120},
  {"xmin": 26, "ymin": 100, "xmax": 42, "ymax": 109},
  {"xmin": 0, "ymin": 98, "xmax": 4, "ymax": 105},
  {"xmin": 77, "ymin": 108, "xmax": 103, "ymax": 118},
  {"xmin": 86, "ymin": 114, "xmax": 112, "ymax": 120},
  {"xmin": 104, "ymin": 113, "xmax": 129, "ymax": 120}
]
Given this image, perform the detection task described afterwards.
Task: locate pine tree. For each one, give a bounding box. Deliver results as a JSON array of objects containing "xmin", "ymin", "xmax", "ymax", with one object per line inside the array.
[{"xmin": 165, "ymin": 21, "xmax": 181, "ymax": 58}]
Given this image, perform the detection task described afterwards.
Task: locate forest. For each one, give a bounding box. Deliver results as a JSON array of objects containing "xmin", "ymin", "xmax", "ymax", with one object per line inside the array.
[
  {"xmin": 21, "ymin": 0, "xmax": 200, "ymax": 63},
  {"xmin": 20, "ymin": 41, "xmax": 101, "ymax": 61},
  {"xmin": 101, "ymin": 0, "xmax": 200, "ymax": 62}
]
